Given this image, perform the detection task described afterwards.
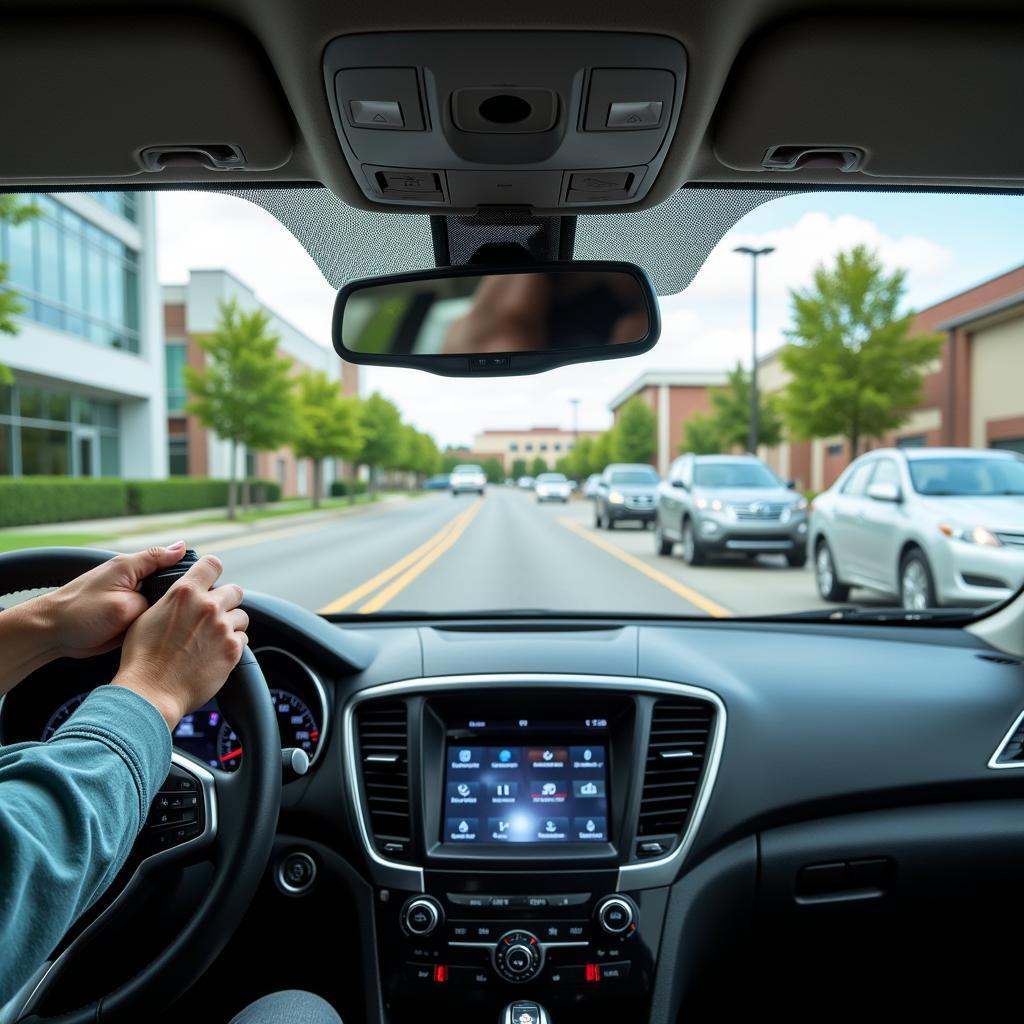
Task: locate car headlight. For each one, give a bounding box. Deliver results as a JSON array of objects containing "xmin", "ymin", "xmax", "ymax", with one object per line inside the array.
[
  {"xmin": 939, "ymin": 522, "xmax": 1002, "ymax": 547},
  {"xmin": 608, "ymin": 490, "xmax": 625, "ymax": 504},
  {"xmin": 694, "ymin": 497, "xmax": 724, "ymax": 512},
  {"xmin": 792, "ymin": 496, "xmax": 808, "ymax": 512}
]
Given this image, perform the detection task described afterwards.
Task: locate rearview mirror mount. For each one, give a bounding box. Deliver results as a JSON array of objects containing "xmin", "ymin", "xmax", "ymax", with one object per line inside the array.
[{"xmin": 332, "ymin": 261, "xmax": 660, "ymax": 377}]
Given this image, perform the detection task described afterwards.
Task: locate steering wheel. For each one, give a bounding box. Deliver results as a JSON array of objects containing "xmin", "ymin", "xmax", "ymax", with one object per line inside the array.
[{"xmin": 0, "ymin": 548, "xmax": 282, "ymax": 1024}]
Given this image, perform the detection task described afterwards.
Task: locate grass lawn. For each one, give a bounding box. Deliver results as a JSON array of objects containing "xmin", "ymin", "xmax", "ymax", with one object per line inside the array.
[{"xmin": 0, "ymin": 532, "xmax": 115, "ymax": 553}]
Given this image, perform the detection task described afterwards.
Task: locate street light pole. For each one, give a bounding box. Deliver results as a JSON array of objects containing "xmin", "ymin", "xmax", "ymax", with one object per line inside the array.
[
  {"xmin": 733, "ymin": 245, "xmax": 775, "ymax": 455},
  {"xmin": 570, "ymin": 398, "xmax": 579, "ymax": 448}
]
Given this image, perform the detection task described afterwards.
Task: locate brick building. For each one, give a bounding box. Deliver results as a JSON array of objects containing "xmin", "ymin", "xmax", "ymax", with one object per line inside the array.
[
  {"xmin": 607, "ymin": 371, "xmax": 728, "ymax": 476},
  {"xmin": 760, "ymin": 262, "xmax": 1024, "ymax": 491},
  {"xmin": 163, "ymin": 270, "xmax": 359, "ymax": 498}
]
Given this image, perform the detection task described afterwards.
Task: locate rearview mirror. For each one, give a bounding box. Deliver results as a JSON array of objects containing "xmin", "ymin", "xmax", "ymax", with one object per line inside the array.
[{"xmin": 332, "ymin": 262, "xmax": 659, "ymax": 376}]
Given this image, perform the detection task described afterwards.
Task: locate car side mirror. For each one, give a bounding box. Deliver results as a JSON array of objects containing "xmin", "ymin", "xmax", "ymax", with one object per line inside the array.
[
  {"xmin": 672, "ymin": 479, "xmax": 687, "ymax": 489},
  {"xmin": 867, "ymin": 481, "xmax": 902, "ymax": 503},
  {"xmin": 786, "ymin": 479, "xmax": 797, "ymax": 489}
]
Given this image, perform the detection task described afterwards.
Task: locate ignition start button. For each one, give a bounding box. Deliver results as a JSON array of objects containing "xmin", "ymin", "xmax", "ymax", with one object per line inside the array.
[{"xmin": 276, "ymin": 851, "xmax": 317, "ymax": 895}]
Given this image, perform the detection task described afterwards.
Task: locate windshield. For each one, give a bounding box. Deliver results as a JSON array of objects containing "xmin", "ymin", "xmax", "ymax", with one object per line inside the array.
[
  {"xmin": 608, "ymin": 470, "xmax": 659, "ymax": 485},
  {"xmin": 909, "ymin": 456, "xmax": 1024, "ymax": 496},
  {"xmin": 694, "ymin": 462, "xmax": 781, "ymax": 489},
  {"xmin": 1, "ymin": 188, "xmax": 1022, "ymax": 622}
]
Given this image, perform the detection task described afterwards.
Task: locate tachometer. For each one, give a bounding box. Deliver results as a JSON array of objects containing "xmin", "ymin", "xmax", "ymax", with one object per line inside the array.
[
  {"xmin": 41, "ymin": 693, "xmax": 89, "ymax": 740},
  {"xmin": 215, "ymin": 689, "xmax": 321, "ymax": 772}
]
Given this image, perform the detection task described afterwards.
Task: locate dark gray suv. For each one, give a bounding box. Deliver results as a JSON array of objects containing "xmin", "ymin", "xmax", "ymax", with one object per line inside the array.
[
  {"xmin": 593, "ymin": 463, "xmax": 660, "ymax": 528},
  {"xmin": 654, "ymin": 454, "xmax": 809, "ymax": 566}
]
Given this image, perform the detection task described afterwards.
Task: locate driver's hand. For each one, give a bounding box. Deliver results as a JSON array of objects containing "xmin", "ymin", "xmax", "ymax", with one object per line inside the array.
[
  {"xmin": 38, "ymin": 541, "xmax": 191, "ymax": 660},
  {"xmin": 113, "ymin": 554, "xmax": 248, "ymax": 730}
]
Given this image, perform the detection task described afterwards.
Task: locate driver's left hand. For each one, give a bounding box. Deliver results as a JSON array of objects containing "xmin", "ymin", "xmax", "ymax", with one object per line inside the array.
[{"xmin": 37, "ymin": 541, "xmax": 189, "ymax": 659}]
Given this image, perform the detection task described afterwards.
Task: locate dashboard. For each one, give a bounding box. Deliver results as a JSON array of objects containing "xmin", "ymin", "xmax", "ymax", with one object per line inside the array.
[{"xmin": 4, "ymin": 598, "xmax": 1024, "ymax": 1023}]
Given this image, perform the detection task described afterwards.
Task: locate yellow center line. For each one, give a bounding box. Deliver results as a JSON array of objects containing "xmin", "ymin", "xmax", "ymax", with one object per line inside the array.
[
  {"xmin": 318, "ymin": 499, "xmax": 481, "ymax": 614},
  {"xmin": 358, "ymin": 498, "xmax": 484, "ymax": 614},
  {"xmin": 558, "ymin": 517, "xmax": 733, "ymax": 619}
]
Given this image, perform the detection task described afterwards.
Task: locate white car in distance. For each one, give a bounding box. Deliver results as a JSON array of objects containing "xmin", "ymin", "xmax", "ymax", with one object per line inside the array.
[{"xmin": 534, "ymin": 472, "xmax": 572, "ymax": 503}]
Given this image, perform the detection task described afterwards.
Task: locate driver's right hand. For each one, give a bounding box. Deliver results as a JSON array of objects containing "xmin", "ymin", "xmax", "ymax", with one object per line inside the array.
[{"xmin": 113, "ymin": 554, "xmax": 248, "ymax": 730}]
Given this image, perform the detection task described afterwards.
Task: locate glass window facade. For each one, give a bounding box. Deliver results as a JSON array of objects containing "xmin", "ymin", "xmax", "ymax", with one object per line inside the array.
[
  {"xmin": 86, "ymin": 192, "xmax": 139, "ymax": 223},
  {"xmin": 165, "ymin": 342, "xmax": 188, "ymax": 411},
  {"xmin": 168, "ymin": 436, "xmax": 189, "ymax": 476},
  {"xmin": 0, "ymin": 194, "xmax": 141, "ymax": 352},
  {"xmin": 0, "ymin": 383, "xmax": 120, "ymax": 476}
]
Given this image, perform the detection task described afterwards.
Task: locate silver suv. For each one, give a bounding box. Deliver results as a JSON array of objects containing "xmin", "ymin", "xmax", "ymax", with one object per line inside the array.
[
  {"xmin": 810, "ymin": 447, "xmax": 1024, "ymax": 609},
  {"xmin": 654, "ymin": 454, "xmax": 809, "ymax": 566}
]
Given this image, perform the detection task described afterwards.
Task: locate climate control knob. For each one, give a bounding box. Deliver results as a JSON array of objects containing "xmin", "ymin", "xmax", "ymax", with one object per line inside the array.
[
  {"xmin": 595, "ymin": 894, "xmax": 637, "ymax": 936},
  {"xmin": 494, "ymin": 930, "xmax": 543, "ymax": 983},
  {"xmin": 400, "ymin": 895, "xmax": 443, "ymax": 937}
]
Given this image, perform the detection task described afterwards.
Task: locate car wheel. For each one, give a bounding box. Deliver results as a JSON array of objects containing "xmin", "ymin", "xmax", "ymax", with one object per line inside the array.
[
  {"xmin": 594, "ymin": 506, "xmax": 603, "ymax": 529},
  {"xmin": 607, "ymin": 515, "xmax": 616, "ymax": 529},
  {"xmin": 815, "ymin": 540, "xmax": 850, "ymax": 601},
  {"xmin": 655, "ymin": 523, "xmax": 673, "ymax": 556},
  {"xmin": 900, "ymin": 548, "xmax": 938, "ymax": 610},
  {"xmin": 786, "ymin": 549, "xmax": 808, "ymax": 568},
  {"xmin": 681, "ymin": 519, "xmax": 706, "ymax": 566}
]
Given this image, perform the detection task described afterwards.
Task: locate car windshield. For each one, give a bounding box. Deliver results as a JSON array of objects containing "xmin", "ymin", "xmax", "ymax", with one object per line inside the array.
[
  {"xmin": 694, "ymin": 462, "xmax": 781, "ymax": 488},
  {"xmin": 909, "ymin": 456, "xmax": 1024, "ymax": 496},
  {"xmin": 608, "ymin": 470, "xmax": 659, "ymax": 485},
  {"xmin": 2, "ymin": 187, "xmax": 1023, "ymax": 621}
]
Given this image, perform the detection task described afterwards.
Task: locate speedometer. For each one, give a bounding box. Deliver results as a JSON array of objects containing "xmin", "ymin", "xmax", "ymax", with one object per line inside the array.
[
  {"xmin": 41, "ymin": 693, "xmax": 89, "ymax": 740},
  {"xmin": 215, "ymin": 689, "xmax": 321, "ymax": 772}
]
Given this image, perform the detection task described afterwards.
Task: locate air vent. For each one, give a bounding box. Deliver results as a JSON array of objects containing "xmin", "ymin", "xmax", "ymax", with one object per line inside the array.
[
  {"xmin": 637, "ymin": 698, "xmax": 716, "ymax": 844},
  {"xmin": 977, "ymin": 653, "xmax": 1023, "ymax": 667},
  {"xmin": 355, "ymin": 700, "xmax": 412, "ymax": 859},
  {"xmin": 990, "ymin": 709, "xmax": 1024, "ymax": 769}
]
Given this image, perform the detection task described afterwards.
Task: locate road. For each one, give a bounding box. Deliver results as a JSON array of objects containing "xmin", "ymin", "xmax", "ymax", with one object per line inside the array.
[{"xmin": 214, "ymin": 486, "xmax": 893, "ymax": 618}]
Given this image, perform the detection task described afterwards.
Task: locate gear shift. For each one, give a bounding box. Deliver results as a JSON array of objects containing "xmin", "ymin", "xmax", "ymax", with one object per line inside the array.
[{"xmin": 501, "ymin": 1002, "xmax": 550, "ymax": 1024}]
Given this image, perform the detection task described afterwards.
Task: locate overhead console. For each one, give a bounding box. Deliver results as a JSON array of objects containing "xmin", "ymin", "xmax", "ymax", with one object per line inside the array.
[
  {"xmin": 342, "ymin": 674, "xmax": 723, "ymax": 1019},
  {"xmin": 322, "ymin": 32, "xmax": 687, "ymax": 215}
]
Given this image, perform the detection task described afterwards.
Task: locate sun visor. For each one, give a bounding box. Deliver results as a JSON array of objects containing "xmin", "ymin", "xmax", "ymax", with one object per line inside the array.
[
  {"xmin": 0, "ymin": 16, "xmax": 294, "ymax": 181},
  {"xmin": 714, "ymin": 16, "xmax": 1024, "ymax": 183}
]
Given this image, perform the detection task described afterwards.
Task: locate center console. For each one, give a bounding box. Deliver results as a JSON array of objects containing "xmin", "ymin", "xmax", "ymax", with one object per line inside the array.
[{"xmin": 344, "ymin": 675, "xmax": 724, "ymax": 1023}]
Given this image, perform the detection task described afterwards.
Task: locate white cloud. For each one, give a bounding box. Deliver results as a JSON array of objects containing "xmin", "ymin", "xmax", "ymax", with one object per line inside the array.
[{"xmin": 156, "ymin": 196, "xmax": 955, "ymax": 448}]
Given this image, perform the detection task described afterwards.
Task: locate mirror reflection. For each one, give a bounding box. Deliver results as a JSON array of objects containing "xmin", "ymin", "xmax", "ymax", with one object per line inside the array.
[{"xmin": 340, "ymin": 268, "xmax": 652, "ymax": 356}]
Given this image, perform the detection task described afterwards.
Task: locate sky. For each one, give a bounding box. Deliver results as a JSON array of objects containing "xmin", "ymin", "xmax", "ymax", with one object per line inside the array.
[{"xmin": 157, "ymin": 190, "xmax": 1024, "ymax": 449}]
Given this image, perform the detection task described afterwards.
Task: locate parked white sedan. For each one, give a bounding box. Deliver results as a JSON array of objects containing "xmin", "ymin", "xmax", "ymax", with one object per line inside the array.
[{"xmin": 810, "ymin": 447, "xmax": 1024, "ymax": 609}]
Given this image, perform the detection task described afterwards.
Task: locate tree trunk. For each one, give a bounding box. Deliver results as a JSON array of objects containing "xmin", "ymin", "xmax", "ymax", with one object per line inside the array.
[
  {"xmin": 312, "ymin": 459, "xmax": 322, "ymax": 509},
  {"xmin": 848, "ymin": 434, "xmax": 860, "ymax": 460},
  {"xmin": 227, "ymin": 439, "xmax": 238, "ymax": 520}
]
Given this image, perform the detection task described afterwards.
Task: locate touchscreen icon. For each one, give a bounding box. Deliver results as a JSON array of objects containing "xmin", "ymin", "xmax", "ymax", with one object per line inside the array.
[
  {"xmin": 457, "ymin": 783, "xmax": 471, "ymax": 798},
  {"xmin": 496, "ymin": 783, "xmax": 512, "ymax": 797},
  {"xmin": 579, "ymin": 781, "xmax": 598, "ymax": 796},
  {"xmin": 542, "ymin": 750, "xmax": 554, "ymax": 762},
  {"xmin": 544, "ymin": 820, "xmax": 557, "ymax": 833},
  {"xmin": 498, "ymin": 749, "xmax": 512, "ymax": 763},
  {"xmin": 458, "ymin": 749, "xmax": 472, "ymax": 763},
  {"xmin": 457, "ymin": 819, "xmax": 470, "ymax": 834},
  {"xmin": 585, "ymin": 819, "xmax": 596, "ymax": 832},
  {"xmin": 584, "ymin": 749, "xmax": 593, "ymax": 761},
  {"xmin": 541, "ymin": 782, "xmax": 557, "ymax": 796}
]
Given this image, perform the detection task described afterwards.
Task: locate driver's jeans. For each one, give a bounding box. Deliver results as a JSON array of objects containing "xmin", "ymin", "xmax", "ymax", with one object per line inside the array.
[{"xmin": 229, "ymin": 991, "xmax": 342, "ymax": 1024}]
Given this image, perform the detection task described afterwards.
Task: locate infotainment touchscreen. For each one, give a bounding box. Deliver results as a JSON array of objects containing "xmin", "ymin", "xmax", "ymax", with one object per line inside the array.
[{"xmin": 442, "ymin": 725, "xmax": 610, "ymax": 845}]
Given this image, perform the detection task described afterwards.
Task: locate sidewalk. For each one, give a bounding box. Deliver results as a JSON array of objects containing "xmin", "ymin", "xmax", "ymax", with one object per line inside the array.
[{"xmin": 0, "ymin": 493, "xmax": 415, "ymax": 553}]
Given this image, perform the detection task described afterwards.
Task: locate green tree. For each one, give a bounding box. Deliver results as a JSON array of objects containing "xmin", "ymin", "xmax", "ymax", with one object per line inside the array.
[
  {"xmin": 703, "ymin": 362, "xmax": 784, "ymax": 453},
  {"xmin": 405, "ymin": 429, "xmax": 441, "ymax": 483},
  {"xmin": 185, "ymin": 299, "xmax": 296, "ymax": 518},
  {"xmin": 357, "ymin": 392, "xmax": 403, "ymax": 492},
  {"xmin": 570, "ymin": 437, "xmax": 595, "ymax": 479},
  {"xmin": 781, "ymin": 245, "xmax": 944, "ymax": 458},
  {"xmin": 613, "ymin": 396, "xmax": 657, "ymax": 464},
  {"xmin": 680, "ymin": 413, "xmax": 724, "ymax": 455},
  {"xmin": 510, "ymin": 457, "xmax": 528, "ymax": 478},
  {"xmin": 529, "ymin": 456, "xmax": 548, "ymax": 477},
  {"xmin": 0, "ymin": 195, "xmax": 40, "ymax": 383},
  {"xmin": 554, "ymin": 455, "xmax": 575, "ymax": 478},
  {"xmin": 480, "ymin": 456, "xmax": 504, "ymax": 484},
  {"xmin": 592, "ymin": 431, "xmax": 615, "ymax": 472},
  {"xmin": 292, "ymin": 371, "xmax": 363, "ymax": 508}
]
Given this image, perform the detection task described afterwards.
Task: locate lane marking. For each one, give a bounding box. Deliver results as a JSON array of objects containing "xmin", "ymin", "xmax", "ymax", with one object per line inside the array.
[
  {"xmin": 558, "ymin": 517, "xmax": 733, "ymax": 618},
  {"xmin": 358, "ymin": 498, "xmax": 484, "ymax": 614},
  {"xmin": 319, "ymin": 499, "xmax": 481, "ymax": 614}
]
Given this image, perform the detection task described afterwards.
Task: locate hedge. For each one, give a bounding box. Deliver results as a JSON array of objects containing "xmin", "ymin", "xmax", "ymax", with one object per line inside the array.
[
  {"xmin": 0, "ymin": 478, "xmax": 129, "ymax": 527},
  {"xmin": 329, "ymin": 479, "xmax": 369, "ymax": 497},
  {"xmin": 0, "ymin": 477, "xmax": 282, "ymax": 527},
  {"xmin": 127, "ymin": 478, "xmax": 281, "ymax": 515}
]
